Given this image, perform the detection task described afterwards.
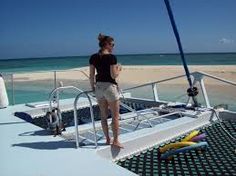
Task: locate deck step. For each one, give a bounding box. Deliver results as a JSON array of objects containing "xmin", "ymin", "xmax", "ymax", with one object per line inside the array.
[{"xmin": 60, "ymin": 116, "xmax": 176, "ymax": 147}]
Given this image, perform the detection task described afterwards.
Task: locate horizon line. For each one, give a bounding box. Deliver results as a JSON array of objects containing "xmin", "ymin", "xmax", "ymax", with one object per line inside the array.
[{"xmin": 1, "ymin": 51, "xmax": 236, "ymax": 61}]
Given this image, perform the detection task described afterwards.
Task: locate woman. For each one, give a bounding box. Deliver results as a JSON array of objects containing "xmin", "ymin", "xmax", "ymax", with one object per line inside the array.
[{"xmin": 89, "ymin": 33, "xmax": 123, "ymax": 148}]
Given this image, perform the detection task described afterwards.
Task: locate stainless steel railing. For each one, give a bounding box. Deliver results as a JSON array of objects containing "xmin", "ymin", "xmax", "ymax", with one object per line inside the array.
[
  {"xmin": 74, "ymin": 91, "xmax": 97, "ymax": 148},
  {"xmin": 2, "ymin": 70, "xmax": 236, "ymax": 110},
  {"xmin": 48, "ymin": 85, "xmax": 83, "ymax": 111},
  {"xmin": 48, "ymin": 85, "xmax": 97, "ymax": 148},
  {"xmin": 1, "ymin": 69, "xmax": 89, "ymax": 105},
  {"xmin": 122, "ymin": 71, "xmax": 236, "ymax": 108}
]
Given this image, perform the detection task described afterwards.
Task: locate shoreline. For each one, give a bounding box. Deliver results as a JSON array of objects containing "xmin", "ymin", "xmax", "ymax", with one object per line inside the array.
[
  {"xmin": 11, "ymin": 65, "xmax": 236, "ymax": 86},
  {"xmin": 7, "ymin": 65, "xmax": 236, "ymax": 110}
]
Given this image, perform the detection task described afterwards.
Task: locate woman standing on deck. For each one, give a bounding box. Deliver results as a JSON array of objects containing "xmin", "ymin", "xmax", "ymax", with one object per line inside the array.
[{"xmin": 89, "ymin": 33, "xmax": 123, "ymax": 148}]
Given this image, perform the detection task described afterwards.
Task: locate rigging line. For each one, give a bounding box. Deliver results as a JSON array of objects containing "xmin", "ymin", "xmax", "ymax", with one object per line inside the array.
[
  {"xmin": 163, "ymin": 0, "xmax": 193, "ymax": 88},
  {"xmin": 210, "ymin": 108, "xmax": 236, "ymax": 142}
]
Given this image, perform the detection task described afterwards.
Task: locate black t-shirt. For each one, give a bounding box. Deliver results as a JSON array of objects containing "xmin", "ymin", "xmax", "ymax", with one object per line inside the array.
[{"xmin": 89, "ymin": 53, "xmax": 117, "ymax": 84}]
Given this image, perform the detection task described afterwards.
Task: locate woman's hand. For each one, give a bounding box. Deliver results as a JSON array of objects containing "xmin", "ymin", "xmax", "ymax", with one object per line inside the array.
[
  {"xmin": 116, "ymin": 63, "xmax": 122, "ymax": 71},
  {"xmin": 110, "ymin": 63, "xmax": 122, "ymax": 79}
]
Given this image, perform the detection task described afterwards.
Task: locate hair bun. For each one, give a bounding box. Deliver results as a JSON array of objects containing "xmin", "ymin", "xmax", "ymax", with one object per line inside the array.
[{"xmin": 98, "ymin": 33, "xmax": 105, "ymax": 42}]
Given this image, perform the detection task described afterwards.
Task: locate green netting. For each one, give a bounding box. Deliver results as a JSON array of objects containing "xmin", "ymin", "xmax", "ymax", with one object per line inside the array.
[{"xmin": 117, "ymin": 120, "xmax": 236, "ymax": 176}]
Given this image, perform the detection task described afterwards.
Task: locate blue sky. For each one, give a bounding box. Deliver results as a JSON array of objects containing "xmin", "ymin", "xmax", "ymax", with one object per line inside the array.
[{"xmin": 0, "ymin": 0, "xmax": 235, "ymax": 59}]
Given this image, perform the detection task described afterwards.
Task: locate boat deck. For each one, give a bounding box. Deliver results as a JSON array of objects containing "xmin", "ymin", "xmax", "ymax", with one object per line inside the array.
[
  {"xmin": 0, "ymin": 98, "xmax": 137, "ymax": 176},
  {"xmin": 1, "ymin": 97, "xmax": 236, "ymax": 176}
]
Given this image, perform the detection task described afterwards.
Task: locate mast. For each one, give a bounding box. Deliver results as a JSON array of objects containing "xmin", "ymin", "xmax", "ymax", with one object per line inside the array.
[{"xmin": 164, "ymin": 0, "xmax": 198, "ymax": 106}]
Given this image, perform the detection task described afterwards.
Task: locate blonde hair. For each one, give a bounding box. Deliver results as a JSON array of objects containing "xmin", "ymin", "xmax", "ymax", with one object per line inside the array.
[{"xmin": 98, "ymin": 33, "xmax": 114, "ymax": 48}]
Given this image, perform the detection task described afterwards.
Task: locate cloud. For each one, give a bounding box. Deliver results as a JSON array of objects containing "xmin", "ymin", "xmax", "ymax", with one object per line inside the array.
[{"xmin": 218, "ymin": 38, "xmax": 234, "ymax": 44}]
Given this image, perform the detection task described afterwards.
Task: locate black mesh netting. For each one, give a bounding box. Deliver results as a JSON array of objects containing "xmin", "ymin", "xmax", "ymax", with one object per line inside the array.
[{"xmin": 117, "ymin": 120, "xmax": 236, "ymax": 176}]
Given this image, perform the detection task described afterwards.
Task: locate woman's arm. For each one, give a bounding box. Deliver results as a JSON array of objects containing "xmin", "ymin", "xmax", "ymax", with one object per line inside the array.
[
  {"xmin": 89, "ymin": 65, "xmax": 96, "ymax": 91},
  {"xmin": 110, "ymin": 64, "xmax": 122, "ymax": 79}
]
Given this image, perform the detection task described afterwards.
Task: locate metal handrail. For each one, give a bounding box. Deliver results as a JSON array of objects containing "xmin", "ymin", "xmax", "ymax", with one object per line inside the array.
[
  {"xmin": 123, "ymin": 74, "xmax": 186, "ymax": 92},
  {"xmin": 48, "ymin": 85, "xmax": 152, "ymax": 148},
  {"xmin": 3, "ymin": 70, "xmax": 236, "ymax": 109},
  {"xmin": 194, "ymin": 71, "xmax": 236, "ymax": 87},
  {"xmin": 74, "ymin": 91, "xmax": 98, "ymax": 148},
  {"xmin": 122, "ymin": 71, "xmax": 236, "ymax": 93},
  {"xmin": 0, "ymin": 68, "xmax": 89, "ymax": 75},
  {"xmin": 1, "ymin": 69, "xmax": 89, "ymax": 105},
  {"xmin": 48, "ymin": 86, "xmax": 84, "ymax": 111},
  {"xmin": 120, "ymin": 71, "xmax": 236, "ymax": 109},
  {"xmin": 49, "ymin": 86, "xmax": 98, "ymax": 148}
]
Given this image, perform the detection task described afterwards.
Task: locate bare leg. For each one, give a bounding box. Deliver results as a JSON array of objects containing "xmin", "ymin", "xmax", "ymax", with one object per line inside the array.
[
  {"xmin": 97, "ymin": 99, "xmax": 110, "ymax": 144},
  {"xmin": 108, "ymin": 100, "xmax": 123, "ymax": 148}
]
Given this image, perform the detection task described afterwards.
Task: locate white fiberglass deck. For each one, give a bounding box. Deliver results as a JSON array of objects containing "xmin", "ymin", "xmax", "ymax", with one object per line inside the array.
[
  {"xmin": 1, "ymin": 96, "xmax": 235, "ymax": 176},
  {"xmin": 0, "ymin": 99, "xmax": 137, "ymax": 176}
]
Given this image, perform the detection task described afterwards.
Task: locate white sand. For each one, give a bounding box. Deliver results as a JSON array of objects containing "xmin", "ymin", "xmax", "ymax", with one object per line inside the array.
[{"xmin": 13, "ymin": 65, "xmax": 236, "ymax": 87}]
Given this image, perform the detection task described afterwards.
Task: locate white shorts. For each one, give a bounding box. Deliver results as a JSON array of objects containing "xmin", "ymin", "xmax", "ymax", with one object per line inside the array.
[{"xmin": 95, "ymin": 82, "xmax": 120, "ymax": 102}]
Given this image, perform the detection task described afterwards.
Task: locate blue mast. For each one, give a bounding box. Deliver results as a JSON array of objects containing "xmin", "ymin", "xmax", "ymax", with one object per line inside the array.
[{"xmin": 164, "ymin": 0, "xmax": 193, "ymax": 88}]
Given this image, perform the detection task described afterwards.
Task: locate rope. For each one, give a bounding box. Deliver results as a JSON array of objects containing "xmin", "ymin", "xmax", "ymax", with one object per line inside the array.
[{"xmin": 209, "ymin": 108, "xmax": 236, "ymax": 142}]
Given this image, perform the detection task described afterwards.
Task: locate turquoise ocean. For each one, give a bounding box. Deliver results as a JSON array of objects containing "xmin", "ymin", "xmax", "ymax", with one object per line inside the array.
[
  {"xmin": 0, "ymin": 53, "xmax": 236, "ymax": 110},
  {"xmin": 1, "ymin": 53, "xmax": 236, "ymax": 73}
]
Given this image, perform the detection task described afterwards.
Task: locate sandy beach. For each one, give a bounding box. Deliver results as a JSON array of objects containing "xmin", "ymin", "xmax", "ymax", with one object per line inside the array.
[
  {"xmin": 8, "ymin": 65, "xmax": 236, "ymax": 110},
  {"xmin": 13, "ymin": 65, "xmax": 236, "ymax": 86},
  {"xmin": 119, "ymin": 65, "xmax": 236, "ymax": 85}
]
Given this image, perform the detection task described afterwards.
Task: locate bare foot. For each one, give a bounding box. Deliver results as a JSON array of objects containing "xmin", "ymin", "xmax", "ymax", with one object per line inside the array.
[
  {"xmin": 112, "ymin": 141, "xmax": 124, "ymax": 148},
  {"xmin": 105, "ymin": 138, "xmax": 111, "ymax": 145}
]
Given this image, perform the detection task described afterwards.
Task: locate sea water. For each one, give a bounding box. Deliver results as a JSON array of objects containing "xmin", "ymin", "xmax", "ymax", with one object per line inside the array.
[
  {"xmin": 1, "ymin": 53, "xmax": 236, "ymax": 73},
  {"xmin": 0, "ymin": 53, "xmax": 236, "ymax": 110}
]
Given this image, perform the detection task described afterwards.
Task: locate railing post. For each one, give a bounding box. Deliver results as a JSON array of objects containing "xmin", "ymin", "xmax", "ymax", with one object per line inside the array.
[
  {"xmin": 73, "ymin": 98, "xmax": 80, "ymax": 148},
  {"xmin": 11, "ymin": 74, "xmax": 15, "ymax": 105},
  {"xmin": 192, "ymin": 72, "xmax": 211, "ymax": 108},
  {"xmin": 199, "ymin": 78, "xmax": 211, "ymax": 108},
  {"xmin": 54, "ymin": 71, "xmax": 57, "ymax": 90},
  {"xmin": 152, "ymin": 83, "xmax": 159, "ymax": 101},
  {"xmin": 53, "ymin": 71, "xmax": 60, "ymax": 107}
]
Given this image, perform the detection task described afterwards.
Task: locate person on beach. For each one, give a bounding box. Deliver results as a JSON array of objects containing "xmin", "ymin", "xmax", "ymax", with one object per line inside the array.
[{"xmin": 89, "ymin": 33, "xmax": 123, "ymax": 148}]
